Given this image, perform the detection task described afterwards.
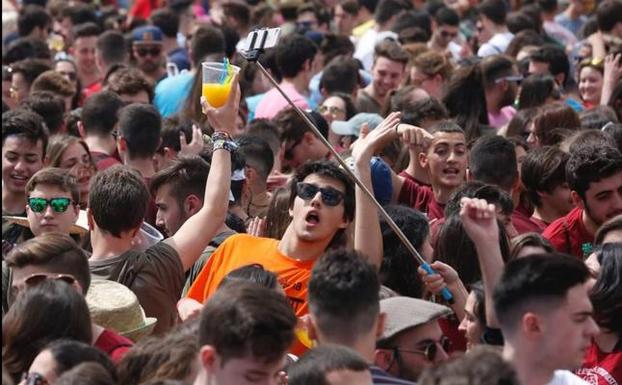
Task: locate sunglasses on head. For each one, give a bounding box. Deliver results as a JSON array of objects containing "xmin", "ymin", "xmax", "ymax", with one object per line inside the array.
[
  {"xmin": 495, "ymin": 74, "xmax": 524, "ymax": 84},
  {"xmin": 28, "ymin": 197, "xmax": 74, "ymax": 213},
  {"xmin": 10, "ymin": 273, "xmax": 77, "ymax": 304},
  {"xmin": 135, "ymin": 46, "xmax": 162, "ymax": 57},
  {"xmin": 22, "ymin": 372, "xmax": 49, "ymax": 385},
  {"xmin": 296, "ymin": 182, "xmax": 345, "ymax": 207},
  {"xmin": 393, "ymin": 335, "xmax": 451, "ymax": 362}
]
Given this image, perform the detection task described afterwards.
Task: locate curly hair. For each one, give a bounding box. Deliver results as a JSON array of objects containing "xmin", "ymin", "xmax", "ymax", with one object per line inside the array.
[{"xmin": 566, "ymin": 145, "xmax": 622, "ymax": 199}]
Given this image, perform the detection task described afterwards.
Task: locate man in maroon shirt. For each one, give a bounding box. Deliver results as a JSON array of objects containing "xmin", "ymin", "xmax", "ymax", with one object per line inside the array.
[
  {"xmin": 391, "ymin": 121, "xmax": 467, "ymax": 222},
  {"xmin": 469, "ymin": 135, "xmax": 538, "ymax": 236},
  {"xmin": 543, "ymin": 145, "xmax": 622, "ymax": 258}
]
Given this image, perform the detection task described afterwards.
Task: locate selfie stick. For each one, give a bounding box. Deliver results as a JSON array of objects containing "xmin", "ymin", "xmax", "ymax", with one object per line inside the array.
[{"xmin": 241, "ymin": 29, "xmax": 454, "ymax": 304}]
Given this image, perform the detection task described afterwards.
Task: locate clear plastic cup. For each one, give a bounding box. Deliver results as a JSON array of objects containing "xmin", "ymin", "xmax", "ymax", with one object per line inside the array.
[{"xmin": 201, "ymin": 62, "xmax": 240, "ymax": 108}]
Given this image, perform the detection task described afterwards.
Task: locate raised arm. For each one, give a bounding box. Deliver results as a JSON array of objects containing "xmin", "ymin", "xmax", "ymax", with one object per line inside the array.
[
  {"xmin": 350, "ymin": 112, "xmax": 401, "ymax": 269},
  {"xmin": 165, "ymin": 73, "xmax": 240, "ymax": 271},
  {"xmin": 459, "ymin": 197, "xmax": 504, "ymax": 328}
]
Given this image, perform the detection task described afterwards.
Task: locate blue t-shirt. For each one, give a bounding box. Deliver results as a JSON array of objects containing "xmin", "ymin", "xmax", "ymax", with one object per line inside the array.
[{"xmin": 154, "ymin": 72, "xmax": 194, "ymax": 118}]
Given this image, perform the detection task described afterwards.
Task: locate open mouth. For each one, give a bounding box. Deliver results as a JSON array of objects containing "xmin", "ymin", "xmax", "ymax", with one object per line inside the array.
[
  {"xmin": 305, "ymin": 211, "xmax": 320, "ymax": 225},
  {"xmin": 443, "ymin": 167, "xmax": 460, "ymax": 176}
]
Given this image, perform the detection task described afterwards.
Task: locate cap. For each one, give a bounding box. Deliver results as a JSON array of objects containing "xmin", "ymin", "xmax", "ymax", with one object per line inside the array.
[
  {"xmin": 132, "ymin": 26, "xmax": 163, "ymax": 44},
  {"xmin": 371, "ymin": 156, "xmax": 393, "ymax": 206},
  {"xmin": 379, "ymin": 297, "xmax": 452, "ymax": 341},
  {"xmin": 331, "ymin": 113, "xmax": 384, "ymax": 137}
]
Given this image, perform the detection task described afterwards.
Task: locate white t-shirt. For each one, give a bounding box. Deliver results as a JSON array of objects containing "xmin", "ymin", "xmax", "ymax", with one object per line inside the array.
[
  {"xmin": 477, "ymin": 32, "xmax": 514, "ymax": 57},
  {"xmin": 546, "ymin": 371, "xmax": 592, "ymax": 385}
]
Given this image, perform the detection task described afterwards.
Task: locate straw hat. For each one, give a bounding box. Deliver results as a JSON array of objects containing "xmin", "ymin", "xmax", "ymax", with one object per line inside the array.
[
  {"xmin": 86, "ymin": 279, "xmax": 157, "ymax": 342},
  {"xmin": 2, "ymin": 209, "xmax": 89, "ymax": 235}
]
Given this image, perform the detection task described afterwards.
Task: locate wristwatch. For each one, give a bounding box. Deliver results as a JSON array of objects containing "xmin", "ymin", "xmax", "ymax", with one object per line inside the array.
[{"xmin": 208, "ymin": 132, "xmax": 239, "ymax": 153}]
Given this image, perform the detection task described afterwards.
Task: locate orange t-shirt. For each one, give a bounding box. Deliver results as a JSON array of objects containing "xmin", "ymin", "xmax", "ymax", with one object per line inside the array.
[{"xmin": 186, "ymin": 234, "xmax": 315, "ymax": 317}]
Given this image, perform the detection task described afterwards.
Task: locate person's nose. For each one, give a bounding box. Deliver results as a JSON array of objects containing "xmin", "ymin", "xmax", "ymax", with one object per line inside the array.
[
  {"xmin": 43, "ymin": 204, "xmax": 56, "ymax": 219},
  {"xmin": 458, "ymin": 316, "xmax": 467, "ymax": 332}
]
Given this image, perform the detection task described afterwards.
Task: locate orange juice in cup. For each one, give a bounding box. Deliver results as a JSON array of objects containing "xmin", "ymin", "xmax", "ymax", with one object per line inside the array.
[{"xmin": 201, "ymin": 61, "xmax": 240, "ymax": 108}]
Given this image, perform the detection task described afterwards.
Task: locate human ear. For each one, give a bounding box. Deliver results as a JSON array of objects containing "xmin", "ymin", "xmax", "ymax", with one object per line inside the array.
[{"xmin": 570, "ymin": 190, "xmax": 584, "ymax": 209}]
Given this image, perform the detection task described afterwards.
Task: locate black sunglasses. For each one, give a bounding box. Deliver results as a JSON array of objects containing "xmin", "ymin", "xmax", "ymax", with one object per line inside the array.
[
  {"xmin": 28, "ymin": 197, "xmax": 74, "ymax": 213},
  {"xmin": 296, "ymin": 182, "xmax": 345, "ymax": 207},
  {"xmin": 135, "ymin": 46, "xmax": 162, "ymax": 57},
  {"xmin": 393, "ymin": 336, "xmax": 451, "ymax": 362}
]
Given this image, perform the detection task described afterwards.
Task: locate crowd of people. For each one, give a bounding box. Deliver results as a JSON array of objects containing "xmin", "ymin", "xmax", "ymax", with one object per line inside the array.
[{"xmin": 1, "ymin": 0, "xmax": 622, "ymax": 383}]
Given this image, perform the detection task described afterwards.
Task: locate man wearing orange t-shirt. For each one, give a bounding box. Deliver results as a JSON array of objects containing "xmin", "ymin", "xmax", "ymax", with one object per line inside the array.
[{"xmin": 178, "ymin": 113, "xmax": 405, "ymax": 322}]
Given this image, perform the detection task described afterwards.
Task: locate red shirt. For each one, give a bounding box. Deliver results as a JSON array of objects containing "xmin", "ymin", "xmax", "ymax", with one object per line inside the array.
[
  {"xmin": 438, "ymin": 316, "xmax": 467, "ymax": 353},
  {"xmin": 94, "ymin": 329, "xmax": 133, "ymax": 364},
  {"xmin": 576, "ymin": 340, "xmax": 622, "ymax": 385},
  {"xmin": 398, "ymin": 170, "xmax": 432, "ymax": 188},
  {"xmin": 530, "ymin": 216, "xmax": 549, "ymax": 233},
  {"xmin": 542, "ymin": 207, "xmax": 594, "ymax": 258},
  {"xmin": 91, "ymin": 150, "xmax": 122, "ymax": 171},
  {"xmin": 398, "ymin": 178, "xmax": 445, "ymax": 221},
  {"xmin": 512, "ymin": 208, "xmax": 543, "ymax": 235},
  {"xmin": 83, "ymin": 82, "xmax": 102, "ymax": 100}
]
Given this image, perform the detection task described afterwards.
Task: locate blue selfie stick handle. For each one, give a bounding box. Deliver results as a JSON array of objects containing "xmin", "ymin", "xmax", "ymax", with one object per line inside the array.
[{"xmin": 421, "ymin": 263, "xmax": 455, "ymax": 304}]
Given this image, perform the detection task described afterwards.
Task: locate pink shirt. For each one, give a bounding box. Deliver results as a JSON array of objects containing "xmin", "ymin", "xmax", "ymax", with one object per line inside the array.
[
  {"xmin": 255, "ymin": 83, "xmax": 310, "ymax": 120},
  {"xmin": 488, "ymin": 106, "xmax": 516, "ymax": 129}
]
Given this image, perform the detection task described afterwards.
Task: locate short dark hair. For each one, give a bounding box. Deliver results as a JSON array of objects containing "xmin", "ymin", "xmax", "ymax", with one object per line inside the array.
[
  {"xmin": 17, "ymin": 4, "xmax": 51, "ymax": 37},
  {"xmin": 435, "ymin": 6, "xmax": 459, "ymax": 26},
  {"xmin": 320, "ymin": 34, "xmax": 355, "ymax": 65},
  {"xmin": 219, "ymin": 264, "xmax": 280, "ymax": 290},
  {"xmin": 374, "ymin": 0, "xmax": 411, "ymax": 25},
  {"xmin": 31, "ymin": 70, "xmax": 75, "ymax": 98},
  {"xmin": 529, "ymin": 45, "xmax": 569, "ymax": 87},
  {"xmin": 9, "ymin": 58, "xmax": 52, "ymax": 87},
  {"xmin": 118, "ymin": 104, "xmax": 162, "ymax": 159},
  {"xmin": 566, "ymin": 145, "xmax": 622, "ymax": 200},
  {"xmin": 590, "ymin": 243, "xmax": 622, "ymax": 335},
  {"xmin": 88, "ymin": 165, "xmax": 150, "ymax": 237},
  {"xmin": 190, "ymin": 26, "xmax": 225, "ymax": 67},
  {"xmin": 96, "ymin": 30, "xmax": 128, "ymax": 67},
  {"xmin": 275, "ymin": 34, "xmax": 317, "ymax": 78},
  {"xmin": 3, "ymin": 37, "xmax": 52, "ymax": 64},
  {"xmin": 150, "ymin": 8, "xmax": 179, "ymax": 38},
  {"xmin": 61, "ymin": 4, "xmax": 98, "ymax": 26},
  {"xmin": 80, "ymin": 91, "xmax": 124, "ymax": 137},
  {"xmin": 26, "ymin": 167, "xmax": 80, "ymax": 205},
  {"xmin": 198, "ymin": 283, "xmax": 296, "ymax": 364},
  {"xmin": 150, "ymin": 156, "xmax": 210, "ymax": 210},
  {"xmin": 596, "ymin": 0, "xmax": 622, "ymax": 33},
  {"xmin": 478, "ymin": 0, "xmax": 508, "ymax": 25},
  {"xmin": 521, "ymin": 146, "xmax": 569, "ymax": 207},
  {"xmin": 518, "ymin": 74, "xmax": 558, "ymax": 110},
  {"xmin": 106, "ymin": 68, "xmax": 154, "ymax": 103},
  {"xmin": 380, "ymin": 205, "xmax": 428, "ymax": 298},
  {"xmin": 45, "ymin": 339, "xmax": 118, "ymax": 382},
  {"xmin": 236, "ymin": 135, "xmax": 274, "ymax": 180},
  {"xmin": 159, "ymin": 116, "xmax": 193, "ymax": 153},
  {"xmin": 2, "ymin": 108, "xmax": 48, "ymax": 157},
  {"xmin": 493, "ymin": 253, "xmax": 590, "ymax": 334},
  {"xmin": 469, "ymin": 135, "xmax": 518, "ymax": 191},
  {"xmin": 419, "ymin": 346, "xmax": 519, "ymax": 385},
  {"xmin": 374, "ymin": 39, "xmax": 409, "ymax": 66},
  {"xmin": 289, "ymin": 160, "xmax": 355, "ymax": 223},
  {"xmin": 309, "ymin": 249, "xmax": 380, "ymax": 345},
  {"xmin": 320, "ymin": 56, "xmax": 361, "ymax": 96},
  {"xmin": 5, "ymin": 232, "xmax": 91, "ymax": 293},
  {"xmin": 22, "ymin": 91, "xmax": 66, "ymax": 135},
  {"xmin": 222, "ymin": 1, "xmax": 251, "ymax": 28},
  {"xmin": 401, "ymin": 97, "xmax": 449, "ymax": 126},
  {"xmin": 72, "ymin": 22, "xmax": 101, "ymax": 40},
  {"xmin": 509, "ymin": 232, "xmax": 554, "ymax": 260},
  {"xmin": 393, "ymin": 10, "xmax": 431, "ymax": 43},
  {"xmin": 288, "ymin": 344, "xmax": 370, "ymax": 385},
  {"xmin": 445, "ymin": 181, "xmax": 514, "ymax": 218}
]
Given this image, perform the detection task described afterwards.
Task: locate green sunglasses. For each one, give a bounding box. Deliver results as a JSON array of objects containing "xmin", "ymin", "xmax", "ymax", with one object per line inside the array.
[{"xmin": 27, "ymin": 197, "xmax": 74, "ymax": 213}]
